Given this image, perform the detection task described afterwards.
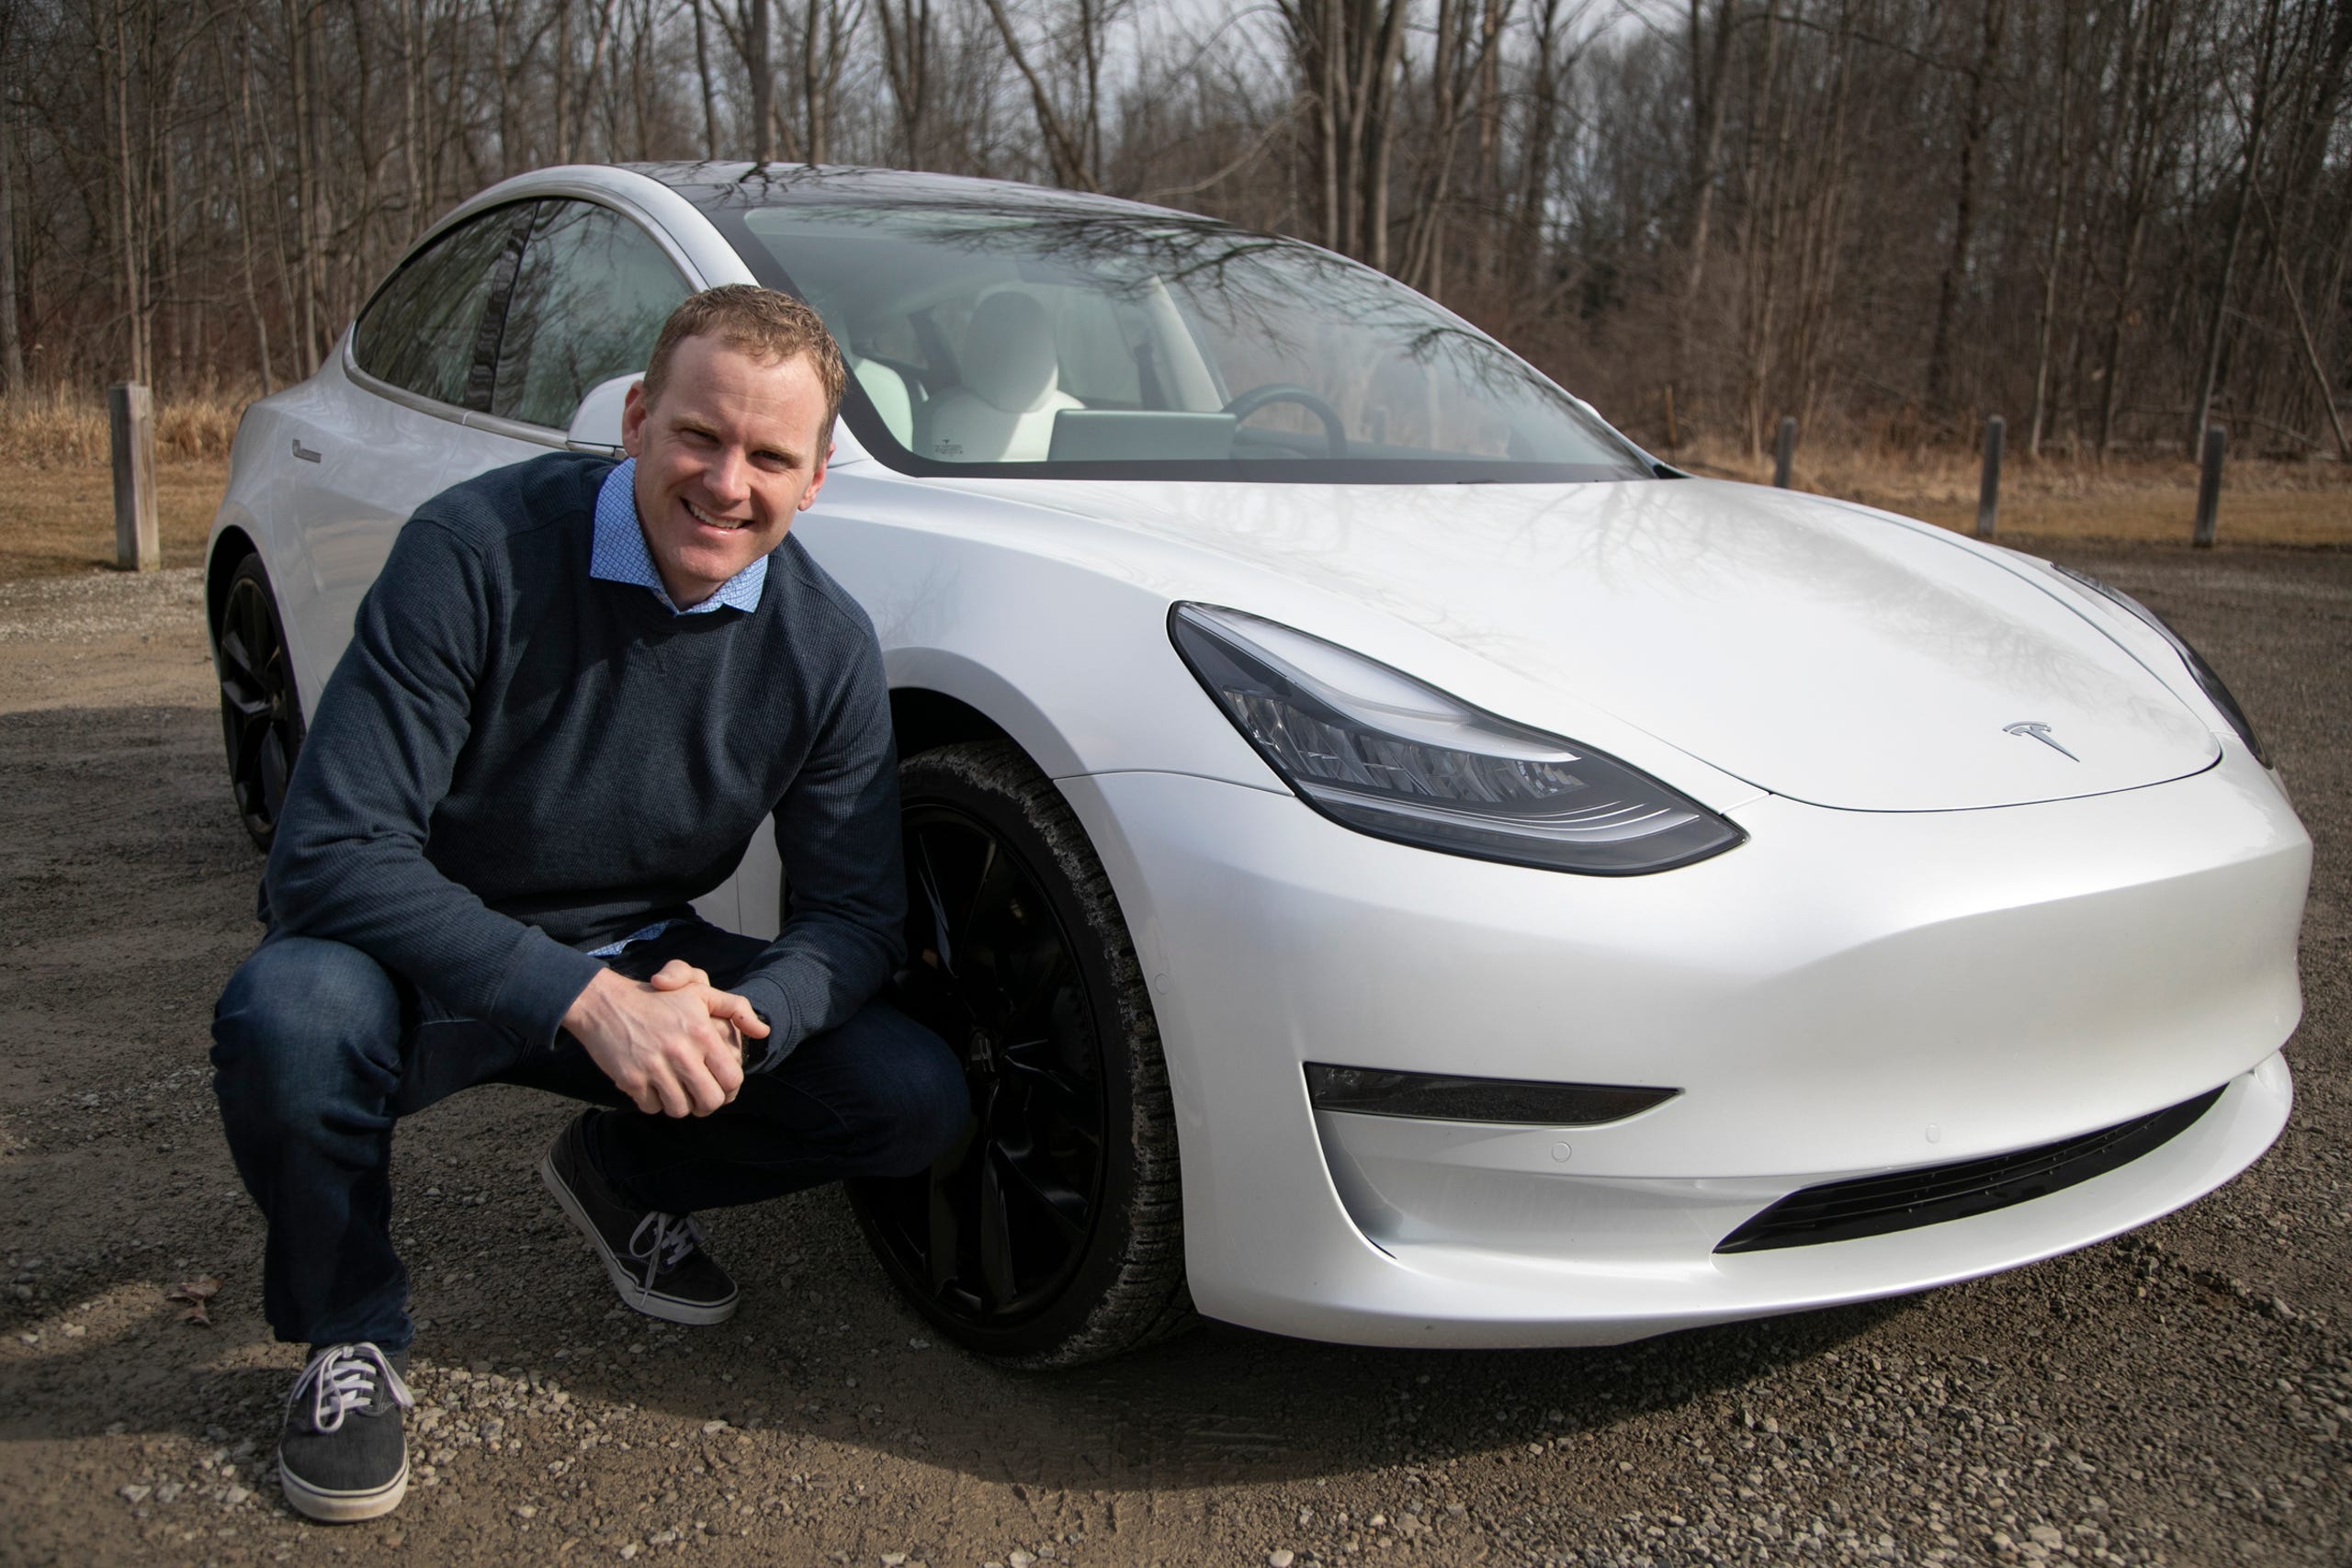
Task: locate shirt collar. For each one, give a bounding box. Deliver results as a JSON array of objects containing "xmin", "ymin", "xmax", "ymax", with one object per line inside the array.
[{"xmin": 590, "ymin": 458, "xmax": 767, "ymax": 615}]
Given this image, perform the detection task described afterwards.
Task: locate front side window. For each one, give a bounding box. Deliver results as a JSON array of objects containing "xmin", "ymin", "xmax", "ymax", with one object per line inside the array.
[
  {"xmin": 352, "ymin": 207, "xmax": 527, "ymax": 409},
  {"xmin": 715, "ymin": 199, "xmax": 1652, "ymax": 483},
  {"xmin": 492, "ymin": 200, "xmax": 691, "ymax": 430}
]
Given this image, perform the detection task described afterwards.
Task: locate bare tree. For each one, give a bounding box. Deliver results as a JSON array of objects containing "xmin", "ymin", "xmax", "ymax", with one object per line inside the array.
[{"xmin": 0, "ymin": 0, "xmax": 2339, "ymax": 467}]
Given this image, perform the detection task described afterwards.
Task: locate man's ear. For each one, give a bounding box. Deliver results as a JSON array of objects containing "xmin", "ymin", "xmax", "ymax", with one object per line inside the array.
[
  {"xmin": 619, "ymin": 379, "xmax": 650, "ymax": 458},
  {"xmin": 796, "ymin": 427, "xmax": 835, "ymax": 513}
]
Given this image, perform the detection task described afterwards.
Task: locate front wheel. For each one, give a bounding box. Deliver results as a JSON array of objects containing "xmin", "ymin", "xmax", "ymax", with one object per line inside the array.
[{"xmin": 849, "ymin": 740, "xmax": 1193, "ymax": 1366}]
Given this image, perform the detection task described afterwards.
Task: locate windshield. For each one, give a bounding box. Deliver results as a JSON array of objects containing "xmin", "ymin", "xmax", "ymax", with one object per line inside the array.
[{"xmin": 717, "ymin": 200, "xmax": 1653, "ymax": 483}]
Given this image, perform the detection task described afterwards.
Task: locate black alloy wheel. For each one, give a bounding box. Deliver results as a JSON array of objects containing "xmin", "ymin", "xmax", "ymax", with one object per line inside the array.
[
  {"xmin": 849, "ymin": 740, "xmax": 1193, "ymax": 1367},
  {"xmin": 214, "ymin": 553, "xmax": 305, "ymax": 850}
]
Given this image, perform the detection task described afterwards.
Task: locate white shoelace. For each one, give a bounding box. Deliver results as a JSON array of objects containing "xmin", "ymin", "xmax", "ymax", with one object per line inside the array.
[
  {"xmin": 626, "ymin": 1211, "xmax": 707, "ymax": 1294},
  {"xmin": 289, "ymin": 1342, "xmax": 413, "ymax": 1434}
]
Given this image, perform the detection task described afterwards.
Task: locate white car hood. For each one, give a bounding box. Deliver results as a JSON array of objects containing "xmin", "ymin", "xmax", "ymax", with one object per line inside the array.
[{"xmin": 926, "ymin": 471, "xmax": 2218, "ymax": 811}]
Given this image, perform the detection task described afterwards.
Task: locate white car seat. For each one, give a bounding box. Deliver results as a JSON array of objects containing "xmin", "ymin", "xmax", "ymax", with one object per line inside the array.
[
  {"xmin": 916, "ymin": 292, "xmax": 1080, "ymax": 463},
  {"xmin": 850, "ymin": 357, "xmax": 916, "ymax": 448}
]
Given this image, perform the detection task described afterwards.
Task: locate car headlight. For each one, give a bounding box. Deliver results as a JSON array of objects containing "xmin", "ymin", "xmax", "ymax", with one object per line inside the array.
[
  {"xmin": 1168, "ymin": 603, "xmax": 1745, "ymax": 874},
  {"xmin": 2047, "ymin": 564, "xmax": 2270, "ymax": 767}
]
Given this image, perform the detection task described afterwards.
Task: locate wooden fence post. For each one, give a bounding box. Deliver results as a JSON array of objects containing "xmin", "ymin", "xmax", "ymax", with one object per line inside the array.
[
  {"xmin": 1975, "ymin": 415, "xmax": 2005, "ymax": 539},
  {"xmin": 1772, "ymin": 416, "xmax": 1797, "ymax": 489},
  {"xmin": 2192, "ymin": 425, "xmax": 2225, "ymax": 549},
  {"xmin": 108, "ymin": 382, "xmax": 159, "ymax": 571}
]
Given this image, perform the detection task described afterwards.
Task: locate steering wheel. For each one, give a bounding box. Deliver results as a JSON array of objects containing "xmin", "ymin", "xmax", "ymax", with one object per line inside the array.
[{"xmin": 1222, "ymin": 383, "xmax": 1348, "ymax": 457}]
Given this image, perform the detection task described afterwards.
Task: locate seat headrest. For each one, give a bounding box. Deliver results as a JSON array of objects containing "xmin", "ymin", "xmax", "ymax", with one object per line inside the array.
[{"xmin": 960, "ymin": 292, "xmax": 1060, "ymax": 413}]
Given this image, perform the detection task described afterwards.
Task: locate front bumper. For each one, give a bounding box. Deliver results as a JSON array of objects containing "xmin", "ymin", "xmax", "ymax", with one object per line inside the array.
[{"xmin": 1058, "ymin": 751, "xmax": 2307, "ymax": 1348}]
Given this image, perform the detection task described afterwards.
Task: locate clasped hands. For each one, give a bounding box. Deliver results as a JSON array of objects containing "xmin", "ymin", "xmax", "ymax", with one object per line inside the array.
[{"xmin": 561, "ymin": 959, "xmax": 771, "ymax": 1119}]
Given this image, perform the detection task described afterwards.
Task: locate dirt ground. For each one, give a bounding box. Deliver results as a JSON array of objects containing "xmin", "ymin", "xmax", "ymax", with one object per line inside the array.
[{"xmin": 0, "ymin": 543, "xmax": 2347, "ymax": 1568}]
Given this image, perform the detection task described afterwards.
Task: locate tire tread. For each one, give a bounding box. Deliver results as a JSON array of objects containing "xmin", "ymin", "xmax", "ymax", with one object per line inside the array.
[{"xmin": 902, "ymin": 740, "xmax": 1195, "ymax": 1368}]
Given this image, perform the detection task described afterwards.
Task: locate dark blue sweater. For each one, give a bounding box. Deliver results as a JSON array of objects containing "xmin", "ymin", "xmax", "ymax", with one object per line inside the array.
[{"xmin": 263, "ymin": 452, "xmax": 905, "ymax": 1058}]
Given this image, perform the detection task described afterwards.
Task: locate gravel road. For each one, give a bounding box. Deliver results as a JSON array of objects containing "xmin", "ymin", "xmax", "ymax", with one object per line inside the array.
[{"xmin": 0, "ymin": 547, "xmax": 2345, "ymax": 1568}]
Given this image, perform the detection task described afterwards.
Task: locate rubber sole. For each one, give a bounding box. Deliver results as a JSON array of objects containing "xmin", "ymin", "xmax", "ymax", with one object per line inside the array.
[
  {"xmin": 279, "ymin": 1456, "xmax": 408, "ymax": 1523},
  {"xmin": 537, "ymin": 1150, "xmax": 738, "ymax": 1326}
]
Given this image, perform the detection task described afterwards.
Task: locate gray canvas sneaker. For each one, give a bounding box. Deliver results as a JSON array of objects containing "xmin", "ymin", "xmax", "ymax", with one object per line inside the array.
[
  {"xmin": 540, "ymin": 1111, "xmax": 739, "ymax": 1325},
  {"xmin": 277, "ymin": 1342, "xmax": 413, "ymax": 1522}
]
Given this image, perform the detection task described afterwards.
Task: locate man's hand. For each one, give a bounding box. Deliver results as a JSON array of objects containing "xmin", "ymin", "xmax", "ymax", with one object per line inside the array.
[{"xmin": 561, "ymin": 962, "xmax": 772, "ymax": 1118}]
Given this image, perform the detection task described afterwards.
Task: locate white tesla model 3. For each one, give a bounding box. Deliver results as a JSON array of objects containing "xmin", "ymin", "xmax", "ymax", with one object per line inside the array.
[{"xmin": 206, "ymin": 163, "xmax": 2310, "ymax": 1366}]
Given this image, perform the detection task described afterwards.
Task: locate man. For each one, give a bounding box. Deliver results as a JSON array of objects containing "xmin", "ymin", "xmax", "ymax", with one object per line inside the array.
[{"xmin": 210, "ymin": 286, "xmax": 967, "ymax": 1524}]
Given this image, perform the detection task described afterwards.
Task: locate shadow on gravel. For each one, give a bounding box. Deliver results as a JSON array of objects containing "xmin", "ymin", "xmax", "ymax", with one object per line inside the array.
[{"xmin": 0, "ymin": 1253, "xmax": 1917, "ymax": 1491}]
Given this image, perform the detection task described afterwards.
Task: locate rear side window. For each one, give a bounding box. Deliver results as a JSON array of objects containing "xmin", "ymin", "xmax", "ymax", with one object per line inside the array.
[
  {"xmin": 352, "ymin": 207, "xmax": 527, "ymax": 408},
  {"xmin": 492, "ymin": 201, "xmax": 691, "ymax": 430}
]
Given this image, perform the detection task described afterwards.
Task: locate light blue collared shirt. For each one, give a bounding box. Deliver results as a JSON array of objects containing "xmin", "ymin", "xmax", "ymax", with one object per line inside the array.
[
  {"xmin": 589, "ymin": 457, "xmax": 768, "ymax": 616},
  {"xmin": 582, "ymin": 458, "xmax": 768, "ymax": 959}
]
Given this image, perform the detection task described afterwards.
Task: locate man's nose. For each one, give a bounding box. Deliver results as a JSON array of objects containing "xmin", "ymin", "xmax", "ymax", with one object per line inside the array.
[{"xmin": 704, "ymin": 446, "xmax": 752, "ymax": 502}]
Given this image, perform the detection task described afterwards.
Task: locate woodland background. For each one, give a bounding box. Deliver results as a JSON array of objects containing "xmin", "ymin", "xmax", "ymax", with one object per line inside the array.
[{"xmin": 0, "ymin": 0, "xmax": 2347, "ymax": 463}]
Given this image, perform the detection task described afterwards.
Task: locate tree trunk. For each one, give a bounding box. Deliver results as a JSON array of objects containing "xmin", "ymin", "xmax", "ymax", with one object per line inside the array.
[
  {"xmin": 876, "ymin": 0, "xmax": 930, "ymax": 167},
  {"xmin": 748, "ymin": 0, "xmax": 773, "ymax": 162},
  {"xmin": 1357, "ymin": 0, "xmax": 1407, "ymax": 269},
  {"xmin": 1925, "ymin": 0, "xmax": 2007, "ymax": 415},
  {"xmin": 2189, "ymin": 0, "xmax": 2281, "ymax": 455},
  {"xmin": 980, "ymin": 0, "xmax": 1095, "ymax": 188},
  {"xmin": 1677, "ymin": 0, "xmax": 1737, "ymax": 384},
  {"xmin": 229, "ymin": 29, "xmax": 276, "ymax": 393},
  {"xmin": 107, "ymin": 1, "xmax": 147, "ymax": 385},
  {"xmin": 0, "ymin": 85, "xmax": 22, "ymax": 394},
  {"xmin": 1317, "ymin": 0, "xmax": 1341, "ymax": 250},
  {"xmin": 802, "ymin": 0, "xmax": 823, "ymax": 164},
  {"xmin": 692, "ymin": 0, "xmax": 719, "ymax": 157},
  {"xmin": 555, "ymin": 0, "xmax": 574, "ymax": 163},
  {"xmin": 1734, "ymin": 0, "xmax": 1783, "ymax": 457},
  {"xmin": 2028, "ymin": 6, "xmax": 2076, "ymax": 457}
]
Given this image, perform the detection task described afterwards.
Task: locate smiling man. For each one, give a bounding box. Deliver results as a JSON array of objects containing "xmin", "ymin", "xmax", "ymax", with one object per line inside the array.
[{"xmin": 209, "ymin": 287, "xmax": 966, "ymax": 1524}]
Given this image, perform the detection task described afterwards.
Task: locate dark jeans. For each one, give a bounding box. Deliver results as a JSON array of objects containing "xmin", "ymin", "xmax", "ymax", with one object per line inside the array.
[{"xmin": 210, "ymin": 919, "xmax": 967, "ymax": 1354}]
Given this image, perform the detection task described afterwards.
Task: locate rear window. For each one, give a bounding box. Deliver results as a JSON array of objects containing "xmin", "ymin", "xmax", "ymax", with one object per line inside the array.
[
  {"xmin": 353, "ymin": 207, "xmax": 528, "ymax": 409},
  {"xmin": 492, "ymin": 201, "xmax": 690, "ymax": 430}
]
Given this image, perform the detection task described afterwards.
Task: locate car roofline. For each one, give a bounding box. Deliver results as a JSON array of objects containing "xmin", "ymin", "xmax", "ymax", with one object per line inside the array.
[{"xmin": 623, "ymin": 160, "xmax": 1228, "ymax": 227}]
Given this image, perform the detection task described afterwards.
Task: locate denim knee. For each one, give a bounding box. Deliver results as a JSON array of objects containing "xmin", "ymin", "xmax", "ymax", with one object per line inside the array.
[
  {"xmin": 211, "ymin": 936, "xmax": 405, "ymax": 1127},
  {"xmin": 864, "ymin": 1006, "xmax": 971, "ymax": 1175}
]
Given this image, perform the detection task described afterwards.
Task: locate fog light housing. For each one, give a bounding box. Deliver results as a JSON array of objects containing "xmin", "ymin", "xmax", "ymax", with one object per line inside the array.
[{"xmin": 1306, "ymin": 1064, "xmax": 1679, "ymax": 1126}]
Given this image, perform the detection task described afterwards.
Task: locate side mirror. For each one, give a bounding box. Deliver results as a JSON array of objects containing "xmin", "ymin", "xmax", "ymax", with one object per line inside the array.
[{"xmin": 565, "ymin": 373, "xmax": 640, "ymax": 455}]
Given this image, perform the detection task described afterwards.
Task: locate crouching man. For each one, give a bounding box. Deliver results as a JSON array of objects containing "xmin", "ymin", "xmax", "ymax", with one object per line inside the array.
[{"xmin": 210, "ymin": 286, "xmax": 967, "ymax": 1523}]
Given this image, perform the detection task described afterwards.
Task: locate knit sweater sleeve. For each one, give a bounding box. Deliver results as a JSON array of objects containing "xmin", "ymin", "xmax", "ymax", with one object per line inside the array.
[
  {"xmin": 729, "ymin": 620, "xmax": 908, "ymax": 1067},
  {"xmin": 261, "ymin": 511, "xmax": 603, "ymax": 1043}
]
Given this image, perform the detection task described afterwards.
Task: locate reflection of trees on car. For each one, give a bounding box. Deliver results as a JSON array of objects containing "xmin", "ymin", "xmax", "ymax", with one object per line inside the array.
[{"xmin": 492, "ymin": 204, "xmax": 689, "ymax": 430}]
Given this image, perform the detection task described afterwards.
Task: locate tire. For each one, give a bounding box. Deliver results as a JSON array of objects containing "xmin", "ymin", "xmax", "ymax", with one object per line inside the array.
[
  {"xmin": 849, "ymin": 739, "xmax": 1194, "ymax": 1367},
  {"xmin": 213, "ymin": 552, "xmax": 305, "ymax": 851}
]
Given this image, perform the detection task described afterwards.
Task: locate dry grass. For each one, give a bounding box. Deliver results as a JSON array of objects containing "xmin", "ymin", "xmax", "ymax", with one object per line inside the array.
[
  {"xmin": 0, "ymin": 458, "xmax": 228, "ymax": 581},
  {"xmin": 0, "ymin": 390, "xmax": 244, "ymax": 581},
  {"xmin": 1666, "ymin": 432, "xmax": 2352, "ymax": 546},
  {"xmin": 0, "ymin": 399, "xmax": 2344, "ymax": 587},
  {"xmin": 0, "ymin": 388, "xmax": 248, "ymax": 467}
]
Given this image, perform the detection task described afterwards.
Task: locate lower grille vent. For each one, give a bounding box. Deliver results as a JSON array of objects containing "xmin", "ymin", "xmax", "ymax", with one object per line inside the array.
[{"xmin": 1714, "ymin": 1086, "xmax": 2226, "ymax": 1255}]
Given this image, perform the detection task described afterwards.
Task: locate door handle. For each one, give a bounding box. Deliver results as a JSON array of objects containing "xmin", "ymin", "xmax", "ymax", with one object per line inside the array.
[{"xmin": 291, "ymin": 440, "xmax": 322, "ymax": 464}]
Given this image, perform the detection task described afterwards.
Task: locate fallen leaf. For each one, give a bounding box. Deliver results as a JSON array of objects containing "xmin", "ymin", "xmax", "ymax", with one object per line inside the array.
[
  {"xmin": 180, "ymin": 1303, "xmax": 212, "ymax": 1327},
  {"xmin": 165, "ymin": 1276, "xmax": 220, "ymax": 1303}
]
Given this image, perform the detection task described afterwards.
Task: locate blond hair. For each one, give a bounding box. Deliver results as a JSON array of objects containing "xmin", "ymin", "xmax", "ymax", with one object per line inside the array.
[{"xmin": 642, "ymin": 285, "xmax": 847, "ymax": 436}]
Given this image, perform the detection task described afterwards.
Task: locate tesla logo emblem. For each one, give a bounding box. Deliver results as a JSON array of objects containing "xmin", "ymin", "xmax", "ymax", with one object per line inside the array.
[{"xmin": 2004, "ymin": 721, "xmax": 2080, "ymax": 761}]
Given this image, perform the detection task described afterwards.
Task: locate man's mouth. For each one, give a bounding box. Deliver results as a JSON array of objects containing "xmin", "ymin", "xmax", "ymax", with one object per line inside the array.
[{"xmin": 684, "ymin": 499, "xmax": 748, "ymax": 532}]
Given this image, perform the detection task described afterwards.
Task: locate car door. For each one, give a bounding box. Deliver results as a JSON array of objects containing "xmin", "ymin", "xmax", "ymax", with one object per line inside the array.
[{"xmin": 281, "ymin": 202, "xmax": 536, "ymax": 681}]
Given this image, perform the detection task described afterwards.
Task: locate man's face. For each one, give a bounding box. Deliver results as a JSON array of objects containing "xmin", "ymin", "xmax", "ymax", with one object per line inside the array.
[{"xmin": 621, "ymin": 333, "xmax": 832, "ymax": 609}]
